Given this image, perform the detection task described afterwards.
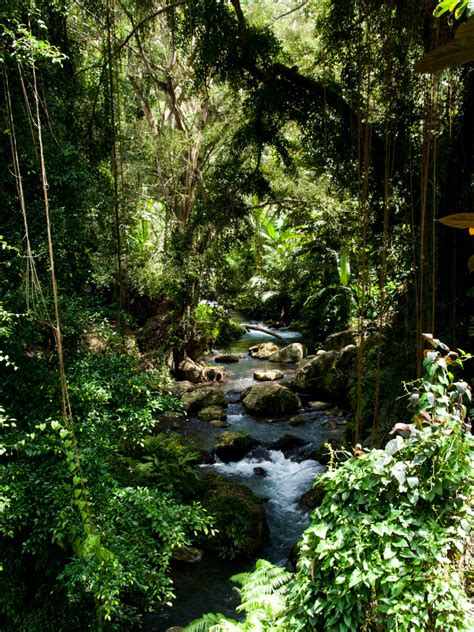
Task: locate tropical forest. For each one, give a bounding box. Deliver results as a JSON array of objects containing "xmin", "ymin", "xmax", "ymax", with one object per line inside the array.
[{"xmin": 1, "ymin": 0, "xmax": 473, "ymax": 630}]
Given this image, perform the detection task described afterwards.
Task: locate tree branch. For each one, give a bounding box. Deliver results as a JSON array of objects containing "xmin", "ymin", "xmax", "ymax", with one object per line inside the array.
[
  {"xmin": 115, "ymin": 0, "xmax": 189, "ymax": 55},
  {"xmin": 275, "ymin": 0, "xmax": 310, "ymax": 21}
]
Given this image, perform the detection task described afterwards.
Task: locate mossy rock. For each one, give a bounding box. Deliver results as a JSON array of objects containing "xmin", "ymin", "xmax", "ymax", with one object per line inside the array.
[
  {"xmin": 254, "ymin": 369, "xmax": 284, "ymax": 382},
  {"xmin": 293, "ymin": 346, "xmax": 357, "ymax": 404},
  {"xmin": 214, "ymin": 431, "xmax": 258, "ymax": 462},
  {"xmin": 268, "ymin": 342, "xmax": 306, "ymax": 363},
  {"xmin": 199, "ymin": 473, "xmax": 269, "ymax": 559},
  {"xmin": 241, "ymin": 383, "xmax": 301, "ymax": 417},
  {"xmin": 249, "ymin": 342, "xmax": 280, "ymax": 359},
  {"xmin": 215, "ymin": 354, "xmax": 240, "ymax": 363},
  {"xmin": 198, "ymin": 406, "xmax": 227, "ymax": 422},
  {"xmin": 182, "ymin": 387, "xmax": 228, "ymax": 412}
]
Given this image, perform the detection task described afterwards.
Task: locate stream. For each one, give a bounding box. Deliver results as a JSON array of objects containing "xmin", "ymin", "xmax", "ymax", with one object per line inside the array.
[{"xmin": 147, "ymin": 318, "xmax": 345, "ymax": 631}]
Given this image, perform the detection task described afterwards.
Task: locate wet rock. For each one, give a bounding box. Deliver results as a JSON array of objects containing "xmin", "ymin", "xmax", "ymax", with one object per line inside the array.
[
  {"xmin": 308, "ymin": 401, "xmax": 332, "ymax": 411},
  {"xmin": 215, "ymin": 354, "xmax": 240, "ymax": 363},
  {"xmin": 182, "ymin": 387, "xmax": 227, "ymax": 413},
  {"xmin": 214, "ymin": 431, "xmax": 258, "ymax": 462},
  {"xmin": 253, "ymin": 466, "xmax": 267, "ymax": 476},
  {"xmin": 293, "ymin": 345, "xmax": 357, "ymax": 404},
  {"xmin": 289, "ymin": 541, "xmax": 300, "ymax": 570},
  {"xmin": 324, "ymin": 329, "xmax": 357, "ymax": 351},
  {"xmin": 249, "ymin": 342, "xmax": 280, "ymax": 359},
  {"xmin": 210, "ymin": 419, "xmax": 229, "ymax": 428},
  {"xmin": 254, "ymin": 369, "xmax": 284, "ymax": 382},
  {"xmin": 289, "ymin": 415, "xmax": 305, "ymax": 426},
  {"xmin": 200, "ymin": 474, "xmax": 269, "ymax": 558},
  {"xmin": 172, "ymin": 380, "xmax": 196, "ymax": 396},
  {"xmin": 325, "ymin": 407, "xmax": 344, "ymax": 417},
  {"xmin": 178, "ymin": 356, "xmax": 205, "ymax": 383},
  {"xmin": 268, "ymin": 342, "xmax": 306, "ymax": 364},
  {"xmin": 323, "ymin": 420, "xmax": 338, "ymax": 429},
  {"xmin": 299, "ymin": 479, "xmax": 326, "ymax": 510},
  {"xmin": 171, "ymin": 545, "xmax": 203, "ymax": 564},
  {"xmin": 198, "ymin": 405, "xmax": 227, "ymax": 422},
  {"xmin": 203, "ymin": 366, "xmax": 224, "ymax": 382},
  {"xmin": 241, "ymin": 383, "xmax": 301, "ymax": 417},
  {"xmin": 271, "ymin": 434, "xmax": 306, "ymax": 455}
]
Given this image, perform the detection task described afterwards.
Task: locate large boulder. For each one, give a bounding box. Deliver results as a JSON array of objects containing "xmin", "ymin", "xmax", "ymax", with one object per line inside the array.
[
  {"xmin": 213, "ymin": 431, "xmax": 258, "ymax": 462},
  {"xmin": 292, "ymin": 345, "xmax": 357, "ymax": 404},
  {"xmin": 324, "ymin": 329, "xmax": 357, "ymax": 351},
  {"xmin": 241, "ymin": 383, "xmax": 301, "ymax": 417},
  {"xmin": 249, "ymin": 342, "xmax": 280, "ymax": 359},
  {"xmin": 182, "ymin": 387, "xmax": 227, "ymax": 413},
  {"xmin": 199, "ymin": 474, "xmax": 269, "ymax": 558},
  {"xmin": 268, "ymin": 342, "xmax": 306, "ymax": 363},
  {"xmin": 177, "ymin": 357, "xmax": 205, "ymax": 383},
  {"xmin": 254, "ymin": 369, "xmax": 284, "ymax": 382}
]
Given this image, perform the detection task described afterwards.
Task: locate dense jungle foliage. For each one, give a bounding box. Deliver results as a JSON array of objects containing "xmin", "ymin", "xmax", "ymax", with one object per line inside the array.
[{"xmin": 0, "ymin": 0, "xmax": 473, "ymax": 629}]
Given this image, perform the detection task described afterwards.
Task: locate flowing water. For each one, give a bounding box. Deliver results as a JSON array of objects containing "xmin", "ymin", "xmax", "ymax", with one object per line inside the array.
[{"xmin": 147, "ymin": 318, "xmax": 344, "ymax": 631}]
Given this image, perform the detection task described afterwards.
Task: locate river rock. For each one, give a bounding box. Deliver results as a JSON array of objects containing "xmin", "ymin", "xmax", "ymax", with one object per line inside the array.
[
  {"xmin": 299, "ymin": 479, "xmax": 326, "ymax": 510},
  {"xmin": 308, "ymin": 401, "xmax": 332, "ymax": 410},
  {"xmin": 254, "ymin": 369, "xmax": 284, "ymax": 382},
  {"xmin": 210, "ymin": 419, "xmax": 229, "ymax": 428},
  {"xmin": 324, "ymin": 329, "xmax": 357, "ymax": 351},
  {"xmin": 213, "ymin": 431, "xmax": 258, "ymax": 462},
  {"xmin": 253, "ymin": 466, "xmax": 267, "ymax": 476},
  {"xmin": 203, "ymin": 366, "xmax": 224, "ymax": 382},
  {"xmin": 171, "ymin": 545, "xmax": 203, "ymax": 564},
  {"xmin": 289, "ymin": 415, "xmax": 305, "ymax": 426},
  {"xmin": 292, "ymin": 345, "xmax": 357, "ymax": 403},
  {"xmin": 268, "ymin": 342, "xmax": 306, "ymax": 363},
  {"xmin": 271, "ymin": 434, "xmax": 306, "ymax": 455},
  {"xmin": 215, "ymin": 354, "xmax": 240, "ymax": 363},
  {"xmin": 172, "ymin": 380, "xmax": 196, "ymax": 396},
  {"xmin": 200, "ymin": 474, "xmax": 269, "ymax": 558},
  {"xmin": 178, "ymin": 357, "xmax": 205, "ymax": 383},
  {"xmin": 241, "ymin": 383, "xmax": 301, "ymax": 417},
  {"xmin": 198, "ymin": 405, "xmax": 227, "ymax": 422},
  {"xmin": 182, "ymin": 387, "xmax": 227, "ymax": 412},
  {"xmin": 249, "ymin": 342, "xmax": 280, "ymax": 359}
]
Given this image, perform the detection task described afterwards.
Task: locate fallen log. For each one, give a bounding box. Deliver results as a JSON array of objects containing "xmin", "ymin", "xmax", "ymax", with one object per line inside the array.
[{"xmin": 242, "ymin": 323, "xmax": 284, "ymax": 340}]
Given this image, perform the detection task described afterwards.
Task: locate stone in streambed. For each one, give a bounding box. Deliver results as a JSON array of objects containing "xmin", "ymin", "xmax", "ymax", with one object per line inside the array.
[
  {"xmin": 210, "ymin": 419, "xmax": 229, "ymax": 428},
  {"xmin": 215, "ymin": 354, "xmax": 240, "ymax": 363},
  {"xmin": 249, "ymin": 342, "xmax": 280, "ymax": 359},
  {"xmin": 308, "ymin": 401, "xmax": 332, "ymax": 411},
  {"xmin": 268, "ymin": 342, "xmax": 306, "ymax": 363},
  {"xmin": 299, "ymin": 479, "xmax": 326, "ymax": 510},
  {"xmin": 289, "ymin": 415, "xmax": 305, "ymax": 426},
  {"xmin": 241, "ymin": 383, "xmax": 301, "ymax": 417},
  {"xmin": 213, "ymin": 431, "xmax": 258, "ymax": 462},
  {"xmin": 271, "ymin": 434, "xmax": 306, "ymax": 455},
  {"xmin": 171, "ymin": 545, "xmax": 203, "ymax": 564},
  {"xmin": 182, "ymin": 387, "xmax": 227, "ymax": 413},
  {"xmin": 254, "ymin": 369, "xmax": 284, "ymax": 382},
  {"xmin": 198, "ymin": 405, "xmax": 227, "ymax": 422}
]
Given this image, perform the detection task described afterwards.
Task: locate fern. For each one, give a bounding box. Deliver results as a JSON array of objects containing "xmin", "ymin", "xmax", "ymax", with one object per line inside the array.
[{"xmin": 184, "ymin": 561, "xmax": 292, "ymax": 632}]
